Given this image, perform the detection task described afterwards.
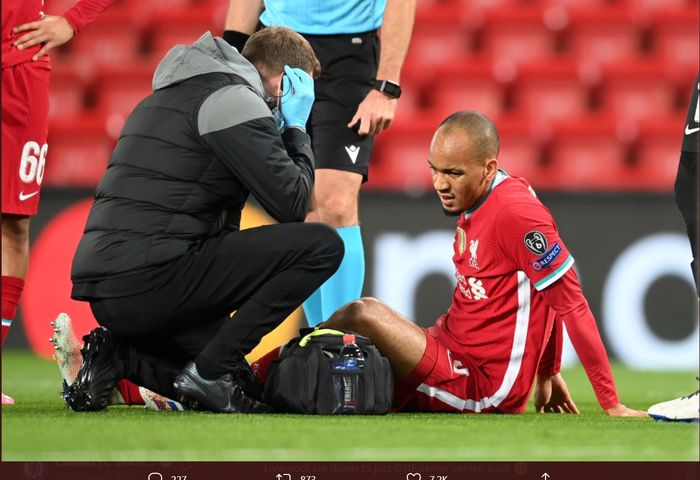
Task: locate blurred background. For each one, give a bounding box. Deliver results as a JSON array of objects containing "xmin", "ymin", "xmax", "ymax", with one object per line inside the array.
[{"xmin": 10, "ymin": 0, "xmax": 699, "ymax": 371}]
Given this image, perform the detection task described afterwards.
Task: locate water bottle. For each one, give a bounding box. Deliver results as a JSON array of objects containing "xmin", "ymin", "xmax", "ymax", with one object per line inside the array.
[{"xmin": 331, "ymin": 334, "xmax": 365, "ymax": 414}]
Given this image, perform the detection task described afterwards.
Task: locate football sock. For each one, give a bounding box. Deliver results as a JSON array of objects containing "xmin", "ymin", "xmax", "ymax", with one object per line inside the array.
[
  {"xmin": 1, "ymin": 319, "xmax": 11, "ymax": 346},
  {"xmin": 1, "ymin": 276, "xmax": 25, "ymax": 346},
  {"xmin": 319, "ymin": 225, "xmax": 364, "ymax": 323},
  {"xmin": 301, "ymin": 287, "xmax": 324, "ymax": 328},
  {"xmin": 117, "ymin": 379, "xmax": 144, "ymax": 405},
  {"xmin": 249, "ymin": 346, "xmax": 282, "ymax": 386}
]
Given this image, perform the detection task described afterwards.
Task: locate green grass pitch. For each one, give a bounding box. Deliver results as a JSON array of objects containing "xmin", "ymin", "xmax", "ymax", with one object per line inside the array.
[{"xmin": 2, "ymin": 351, "xmax": 698, "ymax": 461}]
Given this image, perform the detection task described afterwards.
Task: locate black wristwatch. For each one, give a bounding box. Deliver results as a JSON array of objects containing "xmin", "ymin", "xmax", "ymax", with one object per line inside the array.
[{"xmin": 372, "ymin": 79, "xmax": 402, "ymax": 99}]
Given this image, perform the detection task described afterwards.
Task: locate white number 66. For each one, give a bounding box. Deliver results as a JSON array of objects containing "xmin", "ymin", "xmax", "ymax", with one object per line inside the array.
[{"xmin": 19, "ymin": 141, "xmax": 48, "ymax": 185}]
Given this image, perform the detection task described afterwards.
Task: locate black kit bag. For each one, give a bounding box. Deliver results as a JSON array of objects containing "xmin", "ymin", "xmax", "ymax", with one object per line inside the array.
[{"xmin": 262, "ymin": 328, "xmax": 394, "ymax": 414}]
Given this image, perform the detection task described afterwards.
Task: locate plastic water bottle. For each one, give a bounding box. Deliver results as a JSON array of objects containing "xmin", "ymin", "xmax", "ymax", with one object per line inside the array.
[{"xmin": 331, "ymin": 334, "xmax": 365, "ymax": 414}]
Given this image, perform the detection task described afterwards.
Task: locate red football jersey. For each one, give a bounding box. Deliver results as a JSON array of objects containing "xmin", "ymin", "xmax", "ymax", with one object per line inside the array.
[
  {"xmin": 2, "ymin": 0, "xmax": 45, "ymax": 69},
  {"xmin": 430, "ymin": 171, "xmax": 576, "ymax": 413}
]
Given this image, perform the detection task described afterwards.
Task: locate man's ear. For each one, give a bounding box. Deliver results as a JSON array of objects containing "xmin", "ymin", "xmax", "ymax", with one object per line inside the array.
[{"xmin": 484, "ymin": 157, "xmax": 499, "ymax": 180}]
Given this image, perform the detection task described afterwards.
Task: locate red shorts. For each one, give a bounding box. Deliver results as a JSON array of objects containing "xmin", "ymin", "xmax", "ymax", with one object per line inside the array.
[
  {"xmin": 2, "ymin": 60, "xmax": 51, "ymax": 216},
  {"xmin": 393, "ymin": 327, "xmax": 494, "ymax": 413}
]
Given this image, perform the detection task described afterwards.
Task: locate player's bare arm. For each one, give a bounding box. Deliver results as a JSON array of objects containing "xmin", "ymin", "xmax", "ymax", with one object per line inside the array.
[
  {"xmin": 225, "ymin": 0, "xmax": 264, "ymax": 35},
  {"xmin": 348, "ymin": 0, "xmax": 416, "ymax": 136}
]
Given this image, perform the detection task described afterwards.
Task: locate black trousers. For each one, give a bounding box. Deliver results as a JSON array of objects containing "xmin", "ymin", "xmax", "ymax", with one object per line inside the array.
[
  {"xmin": 89, "ymin": 223, "xmax": 344, "ymax": 399},
  {"xmin": 674, "ymin": 150, "xmax": 699, "ymax": 294}
]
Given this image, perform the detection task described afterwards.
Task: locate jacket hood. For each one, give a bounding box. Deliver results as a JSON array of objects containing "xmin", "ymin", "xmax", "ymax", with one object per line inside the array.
[{"xmin": 152, "ymin": 31, "xmax": 265, "ymax": 95}]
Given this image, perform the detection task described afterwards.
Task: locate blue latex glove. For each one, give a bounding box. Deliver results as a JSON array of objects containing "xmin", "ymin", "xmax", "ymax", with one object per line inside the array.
[{"xmin": 280, "ymin": 65, "xmax": 315, "ymax": 130}]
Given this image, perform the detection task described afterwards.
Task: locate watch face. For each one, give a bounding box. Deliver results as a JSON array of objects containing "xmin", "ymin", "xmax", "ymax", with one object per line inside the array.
[
  {"xmin": 375, "ymin": 80, "xmax": 401, "ymax": 99},
  {"xmin": 386, "ymin": 83, "xmax": 401, "ymax": 98}
]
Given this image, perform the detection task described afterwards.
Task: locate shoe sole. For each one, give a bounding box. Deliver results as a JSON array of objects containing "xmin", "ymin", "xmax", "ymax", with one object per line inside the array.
[
  {"xmin": 67, "ymin": 327, "xmax": 114, "ymax": 412},
  {"xmin": 649, "ymin": 413, "xmax": 700, "ymax": 423},
  {"xmin": 50, "ymin": 313, "xmax": 82, "ymax": 402}
]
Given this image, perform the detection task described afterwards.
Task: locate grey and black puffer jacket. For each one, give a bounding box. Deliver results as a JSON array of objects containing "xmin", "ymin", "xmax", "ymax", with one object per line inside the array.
[{"xmin": 71, "ymin": 32, "xmax": 314, "ymax": 290}]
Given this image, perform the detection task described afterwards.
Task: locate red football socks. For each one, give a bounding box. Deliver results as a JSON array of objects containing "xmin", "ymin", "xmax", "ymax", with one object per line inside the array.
[
  {"xmin": 1, "ymin": 276, "xmax": 25, "ymax": 346},
  {"xmin": 117, "ymin": 379, "xmax": 145, "ymax": 405}
]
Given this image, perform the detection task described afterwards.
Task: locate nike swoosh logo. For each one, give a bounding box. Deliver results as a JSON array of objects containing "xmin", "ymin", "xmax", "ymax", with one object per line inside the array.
[
  {"xmin": 344, "ymin": 145, "xmax": 360, "ymax": 164},
  {"xmin": 19, "ymin": 191, "xmax": 39, "ymax": 201},
  {"xmin": 685, "ymin": 125, "xmax": 700, "ymax": 135}
]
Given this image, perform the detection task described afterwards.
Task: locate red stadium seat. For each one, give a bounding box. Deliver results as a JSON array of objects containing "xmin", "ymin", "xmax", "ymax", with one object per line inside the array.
[
  {"xmin": 148, "ymin": 7, "xmax": 221, "ymax": 61},
  {"xmin": 546, "ymin": 117, "xmax": 632, "ymax": 190},
  {"xmin": 494, "ymin": 116, "xmax": 548, "ymax": 187},
  {"xmin": 195, "ymin": 0, "xmax": 230, "ymax": 14},
  {"xmin": 629, "ymin": 117, "xmax": 686, "ymax": 191},
  {"xmin": 93, "ymin": 64, "xmax": 154, "ymax": 135},
  {"xmin": 391, "ymin": 78, "xmax": 423, "ymax": 126},
  {"xmin": 426, "ymin": 60, "xmax": 511, "ymax": 120},
  {"xmin": 512, "ymin": 60, "xmax": 591, "ymax": 121},
  {"xmin": 599, "ymin": 61, "xmax": 677, "ymax": 121},
  {"xmin": 67, "ymin": 8, "xmax": 144, "ymax": 67},
  {"xmin": 405, "ymin": 5, "xmax": 473, "ymax": 73},
  {"xmin": 445, "ymin": 0, "xmax": 526, "ymax": 11},
  {"xmin": 536, "ymin": 0, "xmax": 611, "ymax": 7},
  {"xmin": 479, "ymin": 7, "xmax": 559, "ymax": 64},
  {"xmin": 45, "ymin": 115, "xmax": 114, "ymax": 187},
  {"xmin": 617, "ymin": 0, "xmax": 694, "ymax": 13},
  {"xmin": 49, "ymin": 66, "xmax": 87, "ymax": 119},
  {"xmin": 565, "ymin": 7, "xmax": 642, "ymax": 66},
  {"xmin": 367, "ymin": 117, "xmax": 441, "ymax": 191},
  {"xmin": 649, "ymin": 7, "xmax": 700, "ymax": 71}
]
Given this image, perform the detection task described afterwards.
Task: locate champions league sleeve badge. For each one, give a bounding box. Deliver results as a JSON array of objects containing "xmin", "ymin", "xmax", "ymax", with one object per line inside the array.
[
  {"xmin": 457, "ymin": 227, "xmax": 467, "ymax": 255},
  {"xmin": 524, "ymin": 231, "xmax": 548, "ymax": 255}
]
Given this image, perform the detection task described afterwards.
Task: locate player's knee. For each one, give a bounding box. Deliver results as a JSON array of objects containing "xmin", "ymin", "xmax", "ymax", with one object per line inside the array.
[
  {"xmin": 315, "ymin": 198, "xmax": 357, "ymax": 227},
  {"xmin": 1, "ymin": 215, "xmax": 30, "ymax": 245},
  {"xmin": 337, "ymin": 297, "xmax": 382, "ymax": 334}
]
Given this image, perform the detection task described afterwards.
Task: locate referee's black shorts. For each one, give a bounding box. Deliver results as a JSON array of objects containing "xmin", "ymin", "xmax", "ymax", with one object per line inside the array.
[{"xmin": 304, "ymin": 31, "xmax": 379, "ymax": 182}]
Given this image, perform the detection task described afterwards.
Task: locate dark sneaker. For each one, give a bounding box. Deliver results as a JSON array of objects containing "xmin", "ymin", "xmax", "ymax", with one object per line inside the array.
[
  {"xmin": 173, "ymin": 362, "xmax": 274, "ymax": 414},
  {"xmin": 66, "ymin": 327, "xmax": 122, "ymax": 412}
]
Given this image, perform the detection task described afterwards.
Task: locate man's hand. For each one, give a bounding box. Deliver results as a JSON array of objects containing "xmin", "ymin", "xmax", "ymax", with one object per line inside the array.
[
  {"xmin": 280, "ymin": 65, "xmax": 315, "ymax": 130},
  {"xmin": 347, "ymin": 89, "xmax": 397, "ymax": 136},
  {"xmin": 13, "ymin": 15, "xmax": 75, "ymax": 61},
  {"xmin": 535, "ymin": 372, "xmax": 580, "ymax": 414},
  {"xmin": 605, "ymin": 404, "xmax": 648, "ymax": 417}
]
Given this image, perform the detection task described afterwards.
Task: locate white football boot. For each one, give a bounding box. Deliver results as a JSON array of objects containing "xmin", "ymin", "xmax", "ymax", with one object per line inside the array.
[
  {"xmin": 140, "ymin": 386, "xmax": 190, "ymax": 411},
  {"xmin": 648, "ymin": 379, "xmax": 699, "ymax": 423},
  {"xmin": 50, "ymin": 313, "xmax": 84, "ymax": 401}
]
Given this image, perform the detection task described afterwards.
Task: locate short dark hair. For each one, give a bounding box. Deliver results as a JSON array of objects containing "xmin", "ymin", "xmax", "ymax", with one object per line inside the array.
[
  {"xmin": 438, "ymin": 111, "xmax": 500, "ymax": 164},
  {"xmin": 242, "ymin": 27, "xmax": 321, "ymax": 79}
]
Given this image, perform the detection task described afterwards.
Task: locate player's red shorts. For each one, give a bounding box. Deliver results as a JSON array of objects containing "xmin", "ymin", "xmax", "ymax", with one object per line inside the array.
[
  {"xmin": 393, "ymin": 327, "xmax": 494, "ymax": 413},
  {"xmin": 2, "ymin": 59, "xmax": 51, "ymax": 216}
]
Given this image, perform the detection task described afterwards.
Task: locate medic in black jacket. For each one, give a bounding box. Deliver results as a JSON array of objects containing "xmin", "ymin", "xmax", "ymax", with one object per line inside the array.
[{"xmin": 67, "ymin": 28, "xmax": 345, "ymax": 414}]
